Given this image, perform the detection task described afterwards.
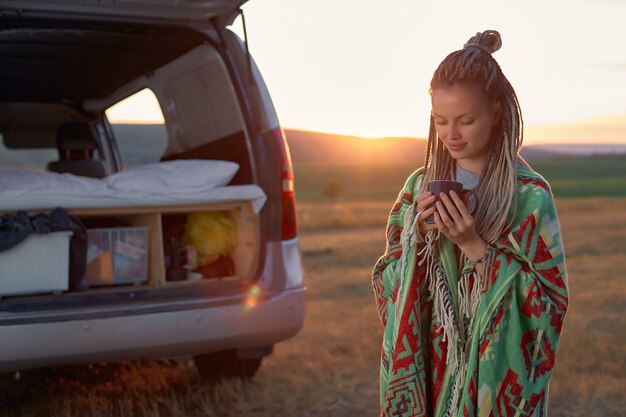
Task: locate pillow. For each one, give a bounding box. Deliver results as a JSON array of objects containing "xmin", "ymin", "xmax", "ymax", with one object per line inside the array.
[{"xmin": 104, "ymin": 160, "xmax": 239, "ymax": 193}]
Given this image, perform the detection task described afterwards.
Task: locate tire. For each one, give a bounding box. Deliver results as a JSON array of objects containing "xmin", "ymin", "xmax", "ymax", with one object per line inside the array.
[{"xmin": 193, "ymin": 349, "xmax": 263, "ymax": 381}]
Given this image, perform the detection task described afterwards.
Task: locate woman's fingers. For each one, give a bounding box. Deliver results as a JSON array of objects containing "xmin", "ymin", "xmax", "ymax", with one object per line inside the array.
[
  {"xmin": 439, "ymin": 192, "xmax": 464, "ymax": 226},
  {"xmin": 448, "ymin": 191, "xmax": 473, "ymax": 222},
  {"xmin": 420, "ymin": 197, "xmax": 437, "ymax": 212},
  {"xmin": 414, "ymin": 191, "xmax": 432, "ymax": 203},
  {"xmin": 415, "ymin": 192, "xmax": 435, "ymax": 211},
  {"xmin": 416, "ymin": 191, "xmax": 475, "ymax": 237},
  {"xmin": 417, "ymin": 206, "xmax": 436, "ymax": 230},
  {"xmin": 435, "ymin": 201, "xmax": 453, "ymax": 230},
  {"xmin": 415, "ymin": 192, "xmax": 438, "ymax": 237},
  {"xmin": 422, "ymin": 222, "xmax": 438, "ymax": 233},
  {"xmin": 418, "ymin": 206, "xmax": 436, "ymax": 223},
  {"xmin": 433, "ymin": 212, "xmax": 447, "ymax": 233}
]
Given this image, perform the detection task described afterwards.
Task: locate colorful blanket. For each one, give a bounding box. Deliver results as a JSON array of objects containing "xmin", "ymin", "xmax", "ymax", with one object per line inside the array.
[{"xmin": 371, "ymin": 160, "xmax": 569, "ymax": 417}]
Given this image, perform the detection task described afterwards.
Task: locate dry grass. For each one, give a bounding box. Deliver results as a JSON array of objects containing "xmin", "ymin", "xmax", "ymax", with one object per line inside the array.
[
  {"xmin": 297, "ymin": 201, "xmax": 392, "ymax": 231},
  {"xmin": 542, "ymin": 199, "xmax": 626, "ymax": 417},
  {"xmin": 1, "ymin": 198, "xmax": 624, "ymax": 416}
]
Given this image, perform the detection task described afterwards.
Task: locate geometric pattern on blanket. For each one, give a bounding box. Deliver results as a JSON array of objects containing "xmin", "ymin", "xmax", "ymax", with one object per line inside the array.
[{"xmin": 372, "ymin": 159, "xmax": 569, "ymax": 417}]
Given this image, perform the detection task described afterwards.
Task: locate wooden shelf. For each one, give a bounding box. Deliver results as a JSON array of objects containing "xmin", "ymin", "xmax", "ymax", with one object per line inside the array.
[{"xmin": 67, "ymin": 200, "xmax": 259, "ymax": 288}]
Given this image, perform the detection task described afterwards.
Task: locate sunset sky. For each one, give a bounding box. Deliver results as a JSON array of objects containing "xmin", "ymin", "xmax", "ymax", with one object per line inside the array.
[{"xmin": 107, "ymin": 0, "xmax": 626, "ymax": 145}]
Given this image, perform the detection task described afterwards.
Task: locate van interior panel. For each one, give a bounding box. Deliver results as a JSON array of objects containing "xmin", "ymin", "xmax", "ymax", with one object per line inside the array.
[{"xmin": 0, "ymin": 19, "xmax": 204, "ymax": 102}]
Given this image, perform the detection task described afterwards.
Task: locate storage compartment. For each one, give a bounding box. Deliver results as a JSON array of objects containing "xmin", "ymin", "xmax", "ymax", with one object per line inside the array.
[
  {"xmin": 0, "ymin": 231, "xmax": 72, "ymax": 297},
  {"xmin": 83, "ymin": 227, "xmax": 149, "ymax": 288},
  {"xmin": 162, "ymin": 204, "xmax": 259, "ymax": 283},
  {"xmin": 65, "ymin": 199, "xmax": 260, "ymax": 291}
]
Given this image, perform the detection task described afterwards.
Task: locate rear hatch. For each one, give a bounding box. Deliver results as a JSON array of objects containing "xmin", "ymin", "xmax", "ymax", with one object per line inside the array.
[
  {"xmin": 0, "ymin": 1, "xmax": 270, "ymax": 311},
  {"xmin": 0, "ymin": 0, "xmax": 248, "ymax": 25}
]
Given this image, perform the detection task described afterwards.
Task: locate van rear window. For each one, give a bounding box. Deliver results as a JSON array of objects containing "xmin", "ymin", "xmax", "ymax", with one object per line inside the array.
[
  {"xmin": 106, "ymin": 89, "xmax": 168, "ymax": 169},
  {"xmin": 109, "ymin": 123, "xmax": 168, "ymax": 169}
]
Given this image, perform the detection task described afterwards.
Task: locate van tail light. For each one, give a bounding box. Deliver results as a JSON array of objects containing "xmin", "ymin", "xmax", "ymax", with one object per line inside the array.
[{"xmin": 270, "ymin": 127, "xmax": 298, "ymax": 240}]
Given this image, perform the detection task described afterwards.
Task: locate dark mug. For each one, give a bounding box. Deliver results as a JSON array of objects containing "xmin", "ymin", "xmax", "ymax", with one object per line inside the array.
[{"xmin": 424, "ymin": 180, "xmax": 478, "ymax": 224}]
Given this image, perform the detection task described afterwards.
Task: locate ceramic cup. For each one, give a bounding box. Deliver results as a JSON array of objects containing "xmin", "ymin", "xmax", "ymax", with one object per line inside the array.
[{"xmin": 424, "ymin": 180, "xmax": 478, "ymax": 224}]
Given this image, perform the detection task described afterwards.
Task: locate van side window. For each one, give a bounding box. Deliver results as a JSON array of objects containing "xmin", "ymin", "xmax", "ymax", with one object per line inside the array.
[
  {"xmin": 106, "ymin": 89, "xmax": 168, "ymax": 169},
  {"xmin": 0, "ymin": 133, "xmax": 58, "ymax": 170}
]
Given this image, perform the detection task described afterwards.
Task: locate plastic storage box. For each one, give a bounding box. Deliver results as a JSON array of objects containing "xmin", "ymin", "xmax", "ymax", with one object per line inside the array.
[
  {"xmin": 0, "ymin": 231, "xmax": 72, "ymax": 297},
  {"xmin": 83, "ymin": 227, "xmax": 149, "ymax": 288}
]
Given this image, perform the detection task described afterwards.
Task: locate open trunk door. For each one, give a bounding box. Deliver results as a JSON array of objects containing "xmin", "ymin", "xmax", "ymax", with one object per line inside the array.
[{"xmin": 0, "ymin": 0, "xmax": 248, "ymax": 26}]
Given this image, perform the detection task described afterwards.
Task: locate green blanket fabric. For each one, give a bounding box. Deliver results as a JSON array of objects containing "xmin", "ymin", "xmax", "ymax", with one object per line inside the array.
[{"xmin": 371, "ymin": 160, "xmax": 569, "ymax": 417}]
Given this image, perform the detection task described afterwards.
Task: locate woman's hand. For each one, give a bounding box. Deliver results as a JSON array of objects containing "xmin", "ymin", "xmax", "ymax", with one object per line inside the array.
[
  {"xmin": 415, "ymin": 191, "xmax": 438, "ymax": 237},
  {"xmin": 433, "ymin": 191, "xmax": 487, "ymax": 261}
]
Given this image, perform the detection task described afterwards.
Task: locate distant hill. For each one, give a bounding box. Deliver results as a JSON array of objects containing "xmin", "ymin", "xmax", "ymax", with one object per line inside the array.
[
  {"xmin": 108, "ymin": 123, "xmax": 168, "ymax": 168},
  {"xmin": 284, "ymin": 129, "xmax": 573, "ymax": 164},
  {"xmin": 3, "ymin": 123, "xmax": 620, "ymax": 170},
  {"xmin": 284, "ymin": 129, "xmax": 427, "ymax": 165},
  {"xmin": 526, "ymin": 143, "xmax": 626, "ymax": 156},
  {"xmin": 100, "ymin": 124, "xmax": 625, "ymax": 168}
]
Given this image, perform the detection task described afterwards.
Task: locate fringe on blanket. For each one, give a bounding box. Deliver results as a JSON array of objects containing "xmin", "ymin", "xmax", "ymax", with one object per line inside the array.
[{"xmin": 396, "ymin": 200, "xmax": 487, "ymax": 417}]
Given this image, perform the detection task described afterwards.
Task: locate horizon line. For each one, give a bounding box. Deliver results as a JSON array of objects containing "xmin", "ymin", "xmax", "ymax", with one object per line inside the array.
[{"xmin": 109, "ymin": 111, "xmax": 626, "ymax": 145}]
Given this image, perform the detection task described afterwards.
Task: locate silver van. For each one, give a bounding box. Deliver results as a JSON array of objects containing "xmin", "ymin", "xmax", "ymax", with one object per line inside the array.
[{"xmin": 0, "ymin": 0, "xmax": 305, "ymax": 379}]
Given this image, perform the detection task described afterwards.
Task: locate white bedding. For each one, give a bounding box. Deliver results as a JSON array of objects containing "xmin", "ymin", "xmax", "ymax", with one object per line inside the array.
[
  {"xmin": 104, "ymin": 160, "xmax": 240, "ymax": 193},
  {"xmin": 0, "ymin": 160, "xmax": 267, "ymax": 213}
]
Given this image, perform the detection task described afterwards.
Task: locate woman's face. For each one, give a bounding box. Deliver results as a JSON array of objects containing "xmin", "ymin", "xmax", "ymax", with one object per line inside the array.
[{"xmin": 431, "ymin": 83, "xmax": 501, "ymax": 172}]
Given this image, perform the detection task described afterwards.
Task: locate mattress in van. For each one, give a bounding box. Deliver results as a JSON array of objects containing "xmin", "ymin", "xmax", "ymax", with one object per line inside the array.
[{"xmin": 0, "ymin": 161, "xmax": 266, "ymax": 213}]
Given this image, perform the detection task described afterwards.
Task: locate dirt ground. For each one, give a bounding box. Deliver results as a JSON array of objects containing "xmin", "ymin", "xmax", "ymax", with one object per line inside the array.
[{"xmin": 1, "ymin": 198, "xmax": 625, "ymax": 416}]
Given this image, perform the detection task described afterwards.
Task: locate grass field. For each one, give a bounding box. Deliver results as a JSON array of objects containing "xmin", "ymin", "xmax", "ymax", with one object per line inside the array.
[
  {"xmin": 1, "ymin": 160, "xmax": 625, "ymax": 416},
  {"xmin": 294, "ymin": 155, "xmax": 626, "ymax": 202},
  {"xmin": 2, "ymin": 198, "xmax": 624, "ymax": 416},
  {"xmin": 530, "ymin": 156, "xmax": 626, "ymax": 198}
]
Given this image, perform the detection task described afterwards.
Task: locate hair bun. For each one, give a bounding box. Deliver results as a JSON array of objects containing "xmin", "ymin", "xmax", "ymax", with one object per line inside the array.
[{"xmin": 463, "ymin": 30, "xmax": 502, "ymax": 54}]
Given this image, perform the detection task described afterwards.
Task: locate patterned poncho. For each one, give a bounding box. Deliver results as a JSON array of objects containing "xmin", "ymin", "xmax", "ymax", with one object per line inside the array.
[{"xmin": 371, "ymin": 160, "xmax": 569, "ymax": 417}]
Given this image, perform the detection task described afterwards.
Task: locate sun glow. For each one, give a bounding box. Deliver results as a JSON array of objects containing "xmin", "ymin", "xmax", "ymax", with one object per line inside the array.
[
  {"xmin": 105, "ymin": 89, "xmax": 164, "ymax": 124},
  {"xmin": 231, "ymin": 0, "xmax": 626, "ymax": 144},
  {"xmin": 104, "ymin": 2, "xmax": 626, "ymax": 145}
]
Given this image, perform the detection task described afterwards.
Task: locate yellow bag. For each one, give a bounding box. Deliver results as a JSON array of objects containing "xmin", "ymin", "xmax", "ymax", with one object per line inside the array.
[{"xmin": 182, "ymin": 212, "xmax": 238, "ymax": 265}]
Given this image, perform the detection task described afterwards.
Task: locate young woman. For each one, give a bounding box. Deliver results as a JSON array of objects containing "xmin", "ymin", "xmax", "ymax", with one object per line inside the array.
[{"xmin": 371, "ymin": 30, "xmax": 569, "ymax": 417}]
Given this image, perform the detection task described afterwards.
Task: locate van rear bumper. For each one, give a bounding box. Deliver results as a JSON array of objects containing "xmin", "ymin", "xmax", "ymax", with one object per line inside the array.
[{"xmin": 0, "ymin": 287, "xmax": 305, "ymax": 373}]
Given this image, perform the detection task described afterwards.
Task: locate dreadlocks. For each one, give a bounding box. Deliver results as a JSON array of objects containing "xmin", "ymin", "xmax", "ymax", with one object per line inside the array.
[{"xmin": 421, "ymin": 29, "xmax": 523, "ymax": 244}]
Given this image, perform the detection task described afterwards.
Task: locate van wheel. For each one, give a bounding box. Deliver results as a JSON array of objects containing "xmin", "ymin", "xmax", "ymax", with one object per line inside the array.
[{"xmin": 193, "ymin": 350, "xmax": 263, "ymax": 381}]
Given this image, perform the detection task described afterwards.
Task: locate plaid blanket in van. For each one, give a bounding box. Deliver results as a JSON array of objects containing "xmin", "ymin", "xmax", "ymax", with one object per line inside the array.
[{"xmin": 371, "ymin": 161, "xmax": 568, "ymax": 417}]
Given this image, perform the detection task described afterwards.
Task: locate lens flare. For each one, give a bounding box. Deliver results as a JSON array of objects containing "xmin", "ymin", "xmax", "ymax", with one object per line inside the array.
[{"xmin": 245, "ymin": 285, "xmax": 261, "ymax": 309}]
